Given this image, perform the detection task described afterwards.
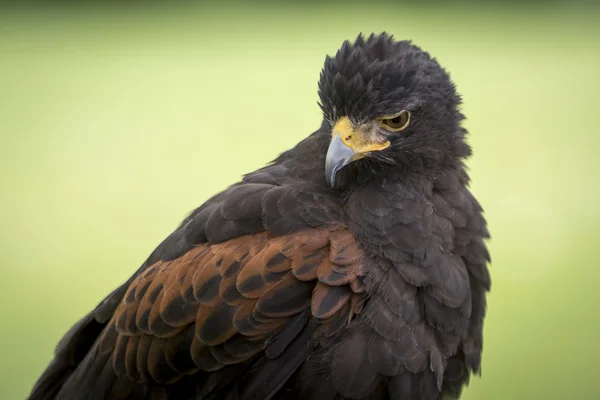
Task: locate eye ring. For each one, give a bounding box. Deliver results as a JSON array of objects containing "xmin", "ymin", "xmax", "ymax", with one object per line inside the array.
[{"xmin": 380, "ymin": 110, "xmax": 411, "ymax": 131}]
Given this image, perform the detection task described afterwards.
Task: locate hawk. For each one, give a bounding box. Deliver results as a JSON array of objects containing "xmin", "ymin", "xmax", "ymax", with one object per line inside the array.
[{"xmin": 29, "ymin": 33, "xmax": 491, "ymax": 400}]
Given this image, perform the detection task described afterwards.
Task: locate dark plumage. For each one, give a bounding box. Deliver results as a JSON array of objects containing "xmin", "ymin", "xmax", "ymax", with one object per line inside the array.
[{"xmin": 29, "ymin": 33, "xmax": 491, "ymax": 400}]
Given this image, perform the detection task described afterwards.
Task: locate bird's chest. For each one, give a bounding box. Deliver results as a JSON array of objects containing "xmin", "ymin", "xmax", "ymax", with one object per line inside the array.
[
  {"xmin": 342, "ymin": 181, "xmax": 461, "ymax": 300},
  {"xmin": 318, "ymin": 183, "xmax": 472, "ymax": 398}
]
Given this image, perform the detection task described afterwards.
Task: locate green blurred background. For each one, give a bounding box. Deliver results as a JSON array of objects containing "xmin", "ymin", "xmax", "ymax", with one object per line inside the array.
[{"xmin": 1, "ymin": 1, "xmax": 599, "ymax": 399}]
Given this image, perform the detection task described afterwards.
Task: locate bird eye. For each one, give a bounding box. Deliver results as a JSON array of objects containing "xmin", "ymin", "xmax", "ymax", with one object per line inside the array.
[{"xmin": 381, "ymin": 110, "xmax": 410, "ymax": 131}]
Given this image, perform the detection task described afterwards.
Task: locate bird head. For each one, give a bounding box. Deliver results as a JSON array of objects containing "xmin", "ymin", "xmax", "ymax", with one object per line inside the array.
[{"xmin": 320, "ymin": 33, "xmax": 472, "ymax": 187}]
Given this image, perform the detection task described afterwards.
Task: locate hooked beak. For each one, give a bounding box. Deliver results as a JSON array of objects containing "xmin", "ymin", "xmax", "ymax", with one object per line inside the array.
[
  {"xmin": 324, "ymin": 116, "xmax": 390, "ymax": 187},
  {"xmin": 325, "ymin": 135, "xmax": 355, "ymax": 187}
]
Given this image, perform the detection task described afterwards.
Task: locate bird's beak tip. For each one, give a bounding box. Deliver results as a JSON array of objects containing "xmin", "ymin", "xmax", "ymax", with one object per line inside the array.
[{"xmin": 325, "ymin": 135, "xmax": 355, "ymax": 187}]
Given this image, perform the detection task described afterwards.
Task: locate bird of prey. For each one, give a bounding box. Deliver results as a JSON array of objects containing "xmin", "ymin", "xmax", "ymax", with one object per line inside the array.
[{"xmin": 29, "ymin": 33, "xmax": 491, "ymax": 400}]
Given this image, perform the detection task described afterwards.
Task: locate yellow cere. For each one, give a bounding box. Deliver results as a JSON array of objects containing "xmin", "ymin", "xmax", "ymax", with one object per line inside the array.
[{"xmin": 332, "ymin": 116, "xmax": 390, "ymax": 154}]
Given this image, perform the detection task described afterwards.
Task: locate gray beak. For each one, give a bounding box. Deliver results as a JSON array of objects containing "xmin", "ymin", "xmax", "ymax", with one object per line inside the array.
[{"xmin": 325, "ymin": 135, "xmax": 356, "ymax": 187}]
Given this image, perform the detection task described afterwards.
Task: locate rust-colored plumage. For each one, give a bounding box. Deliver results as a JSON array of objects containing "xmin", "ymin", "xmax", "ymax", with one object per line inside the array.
[
  {"xmin": 100, "ymin": 229, "xmax": 364, "ymax": 385},
  {"xmin": 29, "ymin": 33, "xmax": 491, "ymax": 400}
]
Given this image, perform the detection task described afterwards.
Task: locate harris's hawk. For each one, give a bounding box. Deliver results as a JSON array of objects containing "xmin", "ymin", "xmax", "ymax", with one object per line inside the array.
[{"xmin": 29, "ymin": 33, "xmax": 491, "ymax": 400}]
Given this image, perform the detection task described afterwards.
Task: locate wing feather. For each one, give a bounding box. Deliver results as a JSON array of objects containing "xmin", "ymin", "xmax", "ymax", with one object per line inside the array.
[{"xmin": 41, "ymin": 226, "xmax": 364, "ymax": 399}]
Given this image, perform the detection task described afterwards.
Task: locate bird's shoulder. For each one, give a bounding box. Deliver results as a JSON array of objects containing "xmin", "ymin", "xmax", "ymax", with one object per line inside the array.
[{"xmin": 149, "ymin": 158, "xmax": 343, "ymax": 262}]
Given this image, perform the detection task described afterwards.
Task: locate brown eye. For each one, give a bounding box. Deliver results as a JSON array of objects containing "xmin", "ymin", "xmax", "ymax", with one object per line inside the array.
[{"xmin": 381, "ymin": 110, "xmax": 411, "ymax": 131}]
